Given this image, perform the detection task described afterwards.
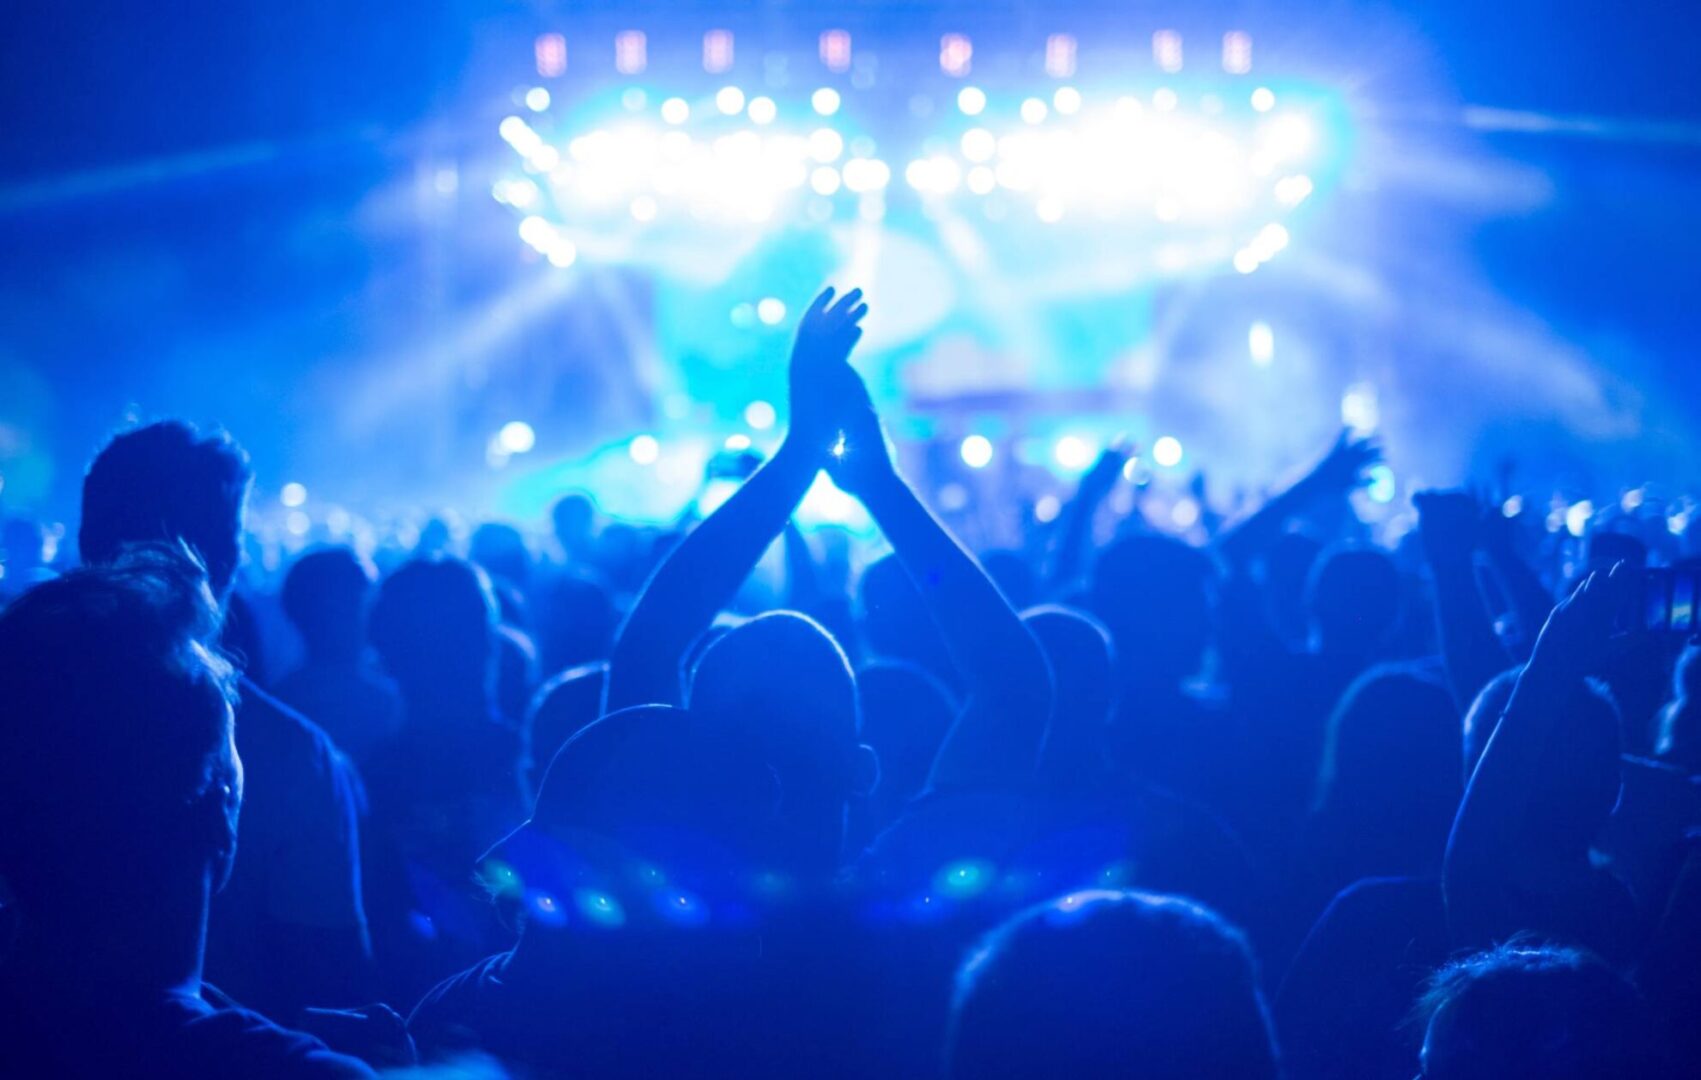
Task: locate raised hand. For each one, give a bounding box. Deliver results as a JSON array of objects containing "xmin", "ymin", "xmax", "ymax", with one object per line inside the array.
[
  {"xmin": 787, "ymin": 286, "xmax": 869, "ymax": 459},
  {"xmin": 822, "ymin": 353, "xmax": 897, "ymax": 497},
  {"xmin": 1528, "ymin": 561, "xmax": 1633, "ymax": 677},
  {"xmin": 1307, "ymin": 429, "xmax": 1381, "ymax": 495},
  {"xmin": 1081, "ymin": 442, "xmax": 1134, "ymax": 505}
]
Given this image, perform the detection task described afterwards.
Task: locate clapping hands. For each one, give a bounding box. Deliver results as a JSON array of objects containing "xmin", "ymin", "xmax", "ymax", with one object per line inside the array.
[{"xmin": 787, "ymin": 286, "xmax": 869, "ymax": 459}]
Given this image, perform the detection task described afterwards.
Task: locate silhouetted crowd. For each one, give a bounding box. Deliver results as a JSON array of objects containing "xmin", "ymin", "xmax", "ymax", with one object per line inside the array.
[{"xmin": 3, "ymin": 287, "xmax": 1700, "ymax": 1078}]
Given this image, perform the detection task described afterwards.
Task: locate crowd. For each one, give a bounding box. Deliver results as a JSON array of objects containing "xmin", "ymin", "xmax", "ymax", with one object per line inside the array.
[{"xmin": 2, "ymin": 285, "xmax": 1700, "ymax": 1078}]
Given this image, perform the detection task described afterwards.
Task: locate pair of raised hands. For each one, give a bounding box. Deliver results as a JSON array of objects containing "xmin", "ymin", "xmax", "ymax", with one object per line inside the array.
[{"xmin": 785, "ymin": 286, "xmax": 894, "ymax": 495}]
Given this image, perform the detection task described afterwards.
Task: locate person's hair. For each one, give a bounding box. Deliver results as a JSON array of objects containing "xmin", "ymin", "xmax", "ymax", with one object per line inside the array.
[
  {"xmin": 1306, "ymin": 545, "xmax": 1401, "ymax": 647},
  {"xmin": 369, "ymin": 555, "xmax": 498, "ymax": 702},
  {"xmin": 1656, "ymin": 644, "xmax": 1701, "ymax": 769},
  {"xmin": 1089, "ymin": 535, "xmax": 1215, "ymax": 686},
  {"xmin": 1463, "ymin": 667, "xmax": 1523, "ymax": 777},
  {"xmin": 470, "ymin": 521, "xmax": 533, "ymax": 588},
  {"xmin": 1024, "ymin": 604, "xmax": 1116, "ymax": 776},
  {"xmin": 1416, "ymin": 941, "xmax": 1674, "ymax": 1079},
  {"xmin": 79, "ymin": 421, "xmax": 253, "ymax": 597},
  {"xmin": 1315, "ymin": 665, "xmax": 1461, "ymax": 818},
  {"xmin": 0, "ymin": 546, "xmax": 238, "ymax": 909},
  {"xmin": 280, "ymin": 545, "xmax": 376, "ymax": 661},
  {"xmin": 946, "ymin": 890, "xmax": 1278, "ymax": 1080}
]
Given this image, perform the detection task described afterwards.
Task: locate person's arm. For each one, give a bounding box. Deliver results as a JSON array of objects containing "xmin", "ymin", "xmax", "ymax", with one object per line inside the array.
[
  {"xmin": 603, "ymin": 288, "xmax": 866, "ymax": 712},
  {"xmin": 1215, "ymin": 430, "xmax": 1378, "ymax": 569},
  {"xmin": 1415, "ymin": 490, "xmax": 1516, "ymax": 711},
  {"xmin": 1477, "ymin": 504, "xmax": 1557, "ymax": 660},
  {"xmin": 1048, "ymin": 445, "xmax": 1131, "ymax": 593},
  {"xmin": 828, "ymin": 367, "xmax": 1054, "ymax": 787}
]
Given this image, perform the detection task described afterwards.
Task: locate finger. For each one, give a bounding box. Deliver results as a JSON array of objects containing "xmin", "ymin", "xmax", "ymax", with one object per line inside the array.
[
  {"xmin": 807, "ymin": 288, "xmax": 836, "ymax": 320},
  {"xmin": 845, "ymin": 302, "xmax": 869, "ymax": 324},
  {"xmin": 828, "ymin": 288, "xmax": 865, "ymax": 321}
]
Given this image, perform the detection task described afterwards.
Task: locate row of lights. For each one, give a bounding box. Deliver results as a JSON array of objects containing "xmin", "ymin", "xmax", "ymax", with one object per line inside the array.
[{"xmin": 536, "ymin": 30, "xmax": 1260, "ymax": 80}]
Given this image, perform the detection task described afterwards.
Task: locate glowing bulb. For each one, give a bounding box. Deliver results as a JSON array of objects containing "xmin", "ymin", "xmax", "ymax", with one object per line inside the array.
[
  {"xmin": 525, "ymin": 87, "xmax": 551, "ymax": 112},
  {"xmin": 498, "ymin": 421, "xmax": 537, "ymax": 454},
  {"xmin": 1251, "ymin": 87, "xmax": 1276, "ymax": 112},
  {"xmin": 1020, "ymin": 97, "xmax": 1048, "ymax": 124},
  {"xmin": 1153, "ymin": 87, "xmax": 1179, "ymax": 111},
  {"xmin": 716, "ymin": 86, "xmax": 746, "ymax": 115},
  {"xmin": 811, "ymin": 166, "xmax": 842, "ymax": 195},
  {"xmin": 748, "ymin": 96, "xmax": 777, "ymax": 124},
  {"xmin": 812, "ymin": 87, "xmax": 841, "ymax": 115},
  {"xmin": 1053, "ymin": 435, "xmax": 1094, "ymax": 470},
  {"xmin": 1152, "ymin": 436, "xmax": 1184, "ymax": 467},
  {"xmin": 960, "ymin": 128, "xmax": 995, "ymax": 162},
  {"xmin": 280, "ymin": 482, "xmax": 307, "ymax": 507},
  {"xmin": 1367, "ymin": 464, "xmax": 1397, "ymax": 504},
  {"xmin": 629, "ymin": 435, "xmax": 660, "ymax": 465},
  {"xmin": 958, "ymin": 86, "xmax": 986, "ymax": 115},
  {"xmin": 756, "ymin": 297, "xmax": 787, "ymax": 325},
  {"xmin": 661, "ymin": 97, "xmax": 690, "ymax": 124},
  {"xmin": 724, "ymin": 434, "xmax": 752, "ymax": 451},
  {"xmin": 744, "ymin": 400, "xmax": 777, "ymax": 430},
  {"xmin": 960, "ymin": 434, "xmax": 994, "ymax": 469},
  {"xmin": 809, "ymin": 128, "xmax": 844, "ymax": 162},
  {"xmin": 1566, "ymin": 501, "xmax": 1594, "ymax": 538},
  {"xmin": 1053, "ymin": 86, "xmax": 1082, "ymax": 114},
  {"xmin": 1249, "ymin": 321, "xmax": 1274, "ymax": 366}
]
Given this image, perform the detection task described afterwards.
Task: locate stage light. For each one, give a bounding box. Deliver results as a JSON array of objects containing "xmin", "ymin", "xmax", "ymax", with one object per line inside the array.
[
  {"xmin": 1053, "ymin": 86, "xmax": 1082, "ymax": 115},
  {"xmin": 960, "ymin": 434, "xmax": 994, "ymax": 469},
  {"xmin": 630, "ymin": 195, "xmax": 657, "ymax": 222},
  {"xmin": 547, "ymin": 242, "xmax": 577, "ymax": 268},
  {"xmin": 1252, "ymin": 222, "xmax": 1290, "ymax": 259},
  {"xmin": 280, "ymin": 482, "xmax": 308, "ymax": 507},
  {"xmin": 1566, "ymin": 500, "xmax": 1594, "ymax": 537},
  {"xmin": 518, "ymin": 215, "xmax": 554, "ymax": 248},
  {"xmin": 1622, "ymin": 488, "xmax": 1645, "ymax": 511},
  {"xmin": 906, "ymin": 155, "xmax": 962, "ymax": 194},
  {"xmin": 1053, "ymin": 435, "xmax": 1094, "ymax": 470},
  {"xmin": 1171, "ymin": 498, "xmax": 1201, "ymax": 528},
  {"xmin": 842, "ymin": 157, "xmax": 891, "ymax": 192},
  {"xmin": 1249, "ymin": 321, "xmax": 1274, "ymax": 365},
  {"xmin": 1234, "ymin": 250, "xmax": 1259, "ymax": 274},
  {"xmin": 1502, "ymin": 495, "xmax": 1524, "ymax": 518},
  {"xmin": 1020, "ymin": 98, "xmax": 1048, "ymax": 124},
  {"xmin": 703, "ymin": 29, "xmax": 734, "ymax": 74},
  {"xmin": 286, "ymin": 511, "xmax": 311, "ymax": 537},
  {"xmin": 1251, "ymin": 87, "xmax": 1276, "ymax": 112},
  {"xmin": 1275, "ymin": 174, "xmax": 1313, "ymax": 207},
  {"xmin": 1114, "ymin": 95, "xmax": 1143, "ymax": 120},
  {"xmin": 820, "ymin": 29, "xmax": 852, "ymax": 73},
  {"xmin": 967, "ymin": 166, "xmax": 996, "ymax": 194},
  {"xmin": 724, "ymin": 434, "xmax": 752, "ymax": 451},
  {"xmin": 811, "ymin": 166, "xmax": 842, "ymax": 194},
  {"xmin": 1154, "ymin": 30, "xmax": 1184, "ymax": 73},
  {"xmin": 716, "ymin": 86, "xmax": 746, "ymax": 115},
  {"xmin": 1045, "ymin": 34, "xmax": 1078, "ymax": 78},
  {"xmin": 1341, "ymin": 383, "xmax": 1379, "ymax": 433},
  {"xmin": 812, "ymin": 87, "xmax": 841, "ymax": 116},
  {"xmin": 809, "ymin": 127, "xmax": 844, "ymax": 162},
  {"xmin": 744, "ymin": 400, "xmax": 777, "ymax": 430},
  {"xmin": 614, "ymin": 30, "xmax": 646, "ymax": 75},
  {"xmin": 756, "ymin": 297, "xmax": 787, "ymax": 325},
  {"xmin": 960, "ymin": 127, "xmax": 995, "ymax": 162},
  {"xmin": 525, "ymin": 87, "xmax": 551, "ymax": 112},
  {"xmin": 1263, "ymin": 114, "xmax": 1314, "ymax": 159},
  {"xmin": 748, "ymin": 96, "xmax": 777, "ymax": 125},
  {"xmin": 940, "ymin": 34, "xmax": 973, "ymax": 77},
  {"xmin": 1153, "ymin": 87, "xmax": 1179, "ymax": 111},
  {"xmin": 1671, "ymin": 511, "xmax": 1691, "ymax": 536},
  {"xmin": 629, "ymin": 435, "xmax": 660, "ymax": 465},
  {"xmin": 1034, "ymin": 495, "xmax": 1062, "ymax": 523},
  {"xmin": 498, "ymin": 421, "xmax": 537, "ymax": 454},
  {"xmin": 957, "ymin": 86, "xmax": 987, "ymax": 116},
  {"xmin": 1366, "ymin": 464, "xmax": 1396, "ymax": 503},
  {"xmin": 535, "ymin": 33, "xmax": 567, "ymax": 78},
  {"xmin": 1223, "ymin": 31, "xmax": 1253, "ymax": 75},
  {"xmin": 1036, "ymin": 196, "xmax": 1064, "ymax": 223},
  {"xmin": 1152, "ymin": 436, "xmax": 1184, "ymax": 467}
]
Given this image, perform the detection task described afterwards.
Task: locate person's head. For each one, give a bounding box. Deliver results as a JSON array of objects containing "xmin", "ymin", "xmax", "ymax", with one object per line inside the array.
[
  {"xmin": 688, "ymin": 611, "xmax": 876, "ymax": 869},
  {"xmin": 369, "ymin": 555, "xmax": 498, "ymax": 709},
  {"xmin": 537, "ymin": 570, "xmax": 620, "ymax": 675},
  {"xmin": 1090, "ymin": 535, "xmax": 1215, "ymax": 690},
  {"xmin": 1463, "ymin": 668, "xmax": 1522, "ymax": 777},
  {"xmin": 1306, "ymin": 546, "xmax": 1401, "ymax": 653},
  {"xmin": 470, "ymin": 521, "xmax": 533, "ymax": 590},
  {"xmin": 857, "ymin": 553, "xmax": 956, "ymax": 681},
  {"xmin": 1417, "ymin": 943, "xmax": 1673, "ymax": 1079},
  {"xmin": 281, "ymin": 545, "xmax": 377, "ymax": 663},
  {"xmin": 854, "ymin": 661, "xmax": 955, "ymax": 827},
  {"xmin": 1024, "ymin": 605, "xmax": 1116, "ymax": 777},
  {"xmin": 79, "ymin": 421, "xmax": 253, "ymax": 600},
  {"xmin": 0, "ymin": 548, "xmax": 241, "ymax": 929},
  {"xmin": 947, "ymin": 890, "xmax": 1278, "ymax": 1080},
  {"xmin": 550, "ymin": 492, "xmax": 597, "ymax": 552},
  {"xmin": 1656, "ymin": 644, "xmax": 1701, "ymax": 771},
  {"xmin": 1314, "ymin": 666, "xmax": 1462, "ymax": 868}
]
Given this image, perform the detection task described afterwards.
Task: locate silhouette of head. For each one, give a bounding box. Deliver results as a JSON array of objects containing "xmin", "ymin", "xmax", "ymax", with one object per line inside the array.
[
  {"xmin": 369, "ymin": 555, "xmax": 498, "ymax": 709},
  {"xmin": 281, "ymin": 545, "xmax": 376, "ymax": 664},
  {"xmin": 1307, "ymin": 546, "xmax": 1401, "ymax": 652},
  {"xmin": 79, "ymin": 421, "xmax": 252, "ymax": 600},
  {"xmin": 537, "ymin": 570, "xmax": 619, "ymax": 675},
  {"xmin": 0, "ymin": 548, "xmax": 241, "ymax": 922},
  {"xmin": 1418, "ymin": 943, "xmax": 1673, "ymax": 1079},
  {"xmin": 1090, "ymin": 535, "xmax": 1215, "ymax": 690},
  {"xmin": 1463, "ymin": 668, "xmax": 1522, "ymax": 776},
  {"xmin": 1657, "ymin": 644, "xmax": 1701, "ymax": 770},
  {"xmin": 858, "ymin": 553, "xmax": 955, "ymax": 682},
  {"xmin": 470, "ymin": 522, "xmax": 532, "ymax": 591},
  {"xmin": 688, "ymin": 611, "xmax": 874, "ymax": 868},
  {"xmin": 855, "ymin": 660, "xmax": 955, "ymax": 821},
  {"xmin": 551, "ymin": 493, "xmax": 596, "ymax": 551},
  {"xmin": 1024, "ymin": 605, "xmax": 1116, "ymax": 776},
  {"xmin": 947, "ymin": 890, "xmax": 1278, "ymax": 1080}
]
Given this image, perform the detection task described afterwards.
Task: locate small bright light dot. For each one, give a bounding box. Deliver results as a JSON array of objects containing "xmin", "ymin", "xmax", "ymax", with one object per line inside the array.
[
  {"xmin": 1341, "ymin": 382, "xmax": 1379, "ymax": 433},
  {"xmin": 1566, "ymin": 501, "xmax": 1594, "ymax": 538},
  {"xmin": 546, "ymin": 241, "xmax": 577, "ymax": 268},
  {"xmin": 525, "ymin": 87, "xmax": 551, "ymax": 112},
  {"xmin": 958, "ymin": 86, "xmax": 987, "ymax": 115},
  {"xmin": 1233, "ymin": 249, "xmax": 1260, "ymax": 274},
  {"xmin": 280, "ymin": 482, "xmax": 308, "ymax": 507},
  {"xmin": 812, "ymin": 87, "xmax": 841, "ymax": 115},
  {"xmin": 1251, "ymin": 87, "xmax": 1276, "ymax": 112},
  {"xmin": 716, "ymin": 86, "xmax": 746, "ymax": 114},
  {"xmin": 1670, "ymin": 511, "xmax": 1690, "ymax": 536},
  {"xmin": 1035, "ymin": 494, "xmax": 1062, "ymax": 523},
  {"xmin": 1153, "ymin": 87, "xmax": 1179, "ymax": 111},
  {"xmin": 748, "ymin": 95, "xmax": 777, "ymax": 124},
  {"xmin": 1258, "ymin": 222, "xmax": 1291, "ymax": 252},
  {"xmin": 1152, "ymin": 436, "xmax": 1184, "ymax": 468},
  {"xmin": 1114, "ymin": 95, "xmax": 1143, "ymax": 120},
  {"xmin": 1275, "ymin": 174, "xmax": 1314, "ymax": 207},
  {"xmin": 744, "ymin": 400, "xmax": 777, "ymax": 430},
  {"xmin": 724, "ymin": 434, "xmax": 752, "ymax": 451},
  {"xmin": 1053, "ymin": 86, "xmax": 1082, "ymax": 114},
  {"xmin": 285, "ymin": 511, "xmax": 310, "ymax": 537},
  {"xmin": 809, "ymin": 127, "xmax": 845, "ymax": 162},
  {"xmin": 967, "ymin": 166, "xmax": 996, "ymax": 194},
  {"xmin": 1366, "ymin": 464, "xmax": 1397, "ymax": 504},
  {"xmin": 811, "ymin": 166, "xmax": 842, "ymax": 195},
  {"xmin": 629, "ymin": 435, "xmax": 660, "ymax": 465},
  {"xmin": 1502, "ymin": 495, "xmax": 1524, "ymax": 518},
  {"xmin": 1036, "ymin": 196, "xmax": 1064, "ymax": 223},
  {"xmin": 1020, "ymin": 97, "xmax": 1048, "ymax": 124},
  {"xmin": 518, "ymin": 215, "xmax": 554, "ymax": 249},
  {"xmin": 960, "ymin": 434, "xmax": 994, "ymax": 469},
  {"xmin": 1171, "ymin": 498, "xmax": 1201, "ymax": 529},
  {"xmin": 1053, "ymin": 435, "xmax": 1094, "ymax": 470},
  {"xmin": 1622, "ymin": 488, "xmax": 1645, "ymax": 511},
  {"xmin": 1264, "ymin": 114, "xmax": 1315, "ymax": 158},
  {"xmin": 756, "ymin": 297, "xmax": 787, "ymax": 325},
  {"xmin": 498, "ymin": 421, "xmax": 537, "ymax": 454},
  {"xmin": 960, "ymin": 128, "xmax": 996, "ymax": 162},
  {"xmin": 1249, "ymin": 321, "xmax": 1274, "ymax": 366},
  {"xmin": 661, "ymin": 97, "xmax": 690, "ymax": 124},
  {"xmin": 629, "ymin": 195, "xmax": 658, "ymax": 222}
]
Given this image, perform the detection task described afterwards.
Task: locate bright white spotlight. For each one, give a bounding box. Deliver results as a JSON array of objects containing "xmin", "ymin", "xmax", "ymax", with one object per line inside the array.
[
  {"xmin": 811, "ymin": 166, "xmax": 842, "ymax": 194},
  {"xmin": 1253, "ymin": 222, "xmax": 1290, "ymax": 258},
  {"xmin": 1171, "ymin": 498, "xmax": 1201, "ymax": 528},
  {"xmin": 546, "ymin": 242, "xmax": 577, "ymax": 268},
  {"xmin": 967, "ymin": 166, "xmax": 996, "ymax": 194},
  {"xmin": 1053, "ymin": 86, "xmax": 1082, "ymax": 114},
  {"xmin": 518, "ymin": 215, "xmax": 554, "ymax": 249},
  {"xmin": 1275, "ymin": 174, "xmax": 1314, "ymax": 207},
  {"xmin": 960, "ymin": 128, "xmax": 995, "ymax": 162},
  {"xmin": 809, "ymin": 127, "xmax": 845, "ymax": 162},
  {"xmin": 286, "ymin": 511, "xmax": 311, "ymax": 537},
  {"xmin": 525, "ymin": 87, "xmax": 551, "ymax": 112},
  {"xmin": 1153, "ymin": 87, "xmax": 1179, "ymax": 111},
  {"xmin": 812, "ymin": 87, "xmax": 841, "ymax": 115},
  {"xmin": 1233, "ymin": 249, "xmax": 1260, "ymax": 274},
  {"xmin": 1341, "ymin": 382, "xmax": 1379, "ymax": 433},
  {"xmin": 629, "ymin": 195, "xmax": 658, "ymax": 222},
  {"xmin": 1366, "ymin": 464, "xmax": 1396, "ymax": 504},
  {"xmin": 661, "ymin": 97, "xmax": 690, "ymax": 124},
  {"xmin": 960, "ymin": 434, "xmax": 994, "ymax": 469},
  {"xmin": 756, "ymin": 297, "xmax": 787, "ymax": 325},
  {"xmin": 1566, "ymin": 500, "xmax": 1594, "ymax": 537},
  {"xmin": 1036, "ymin": 196, "xmax": 1064, "ymax": 223},
  {"xmin": 280, "ymin": 482, "xmax": 308, "ymax": 507},
  {"xmin": 1249, "ymin": 321, "xmax": 1274, "ymax": 366},
  {"xmin": 498, "ymin": 421, "xmax": 537, "ymax": 454},
  {"xmin": 1020, "ymin": 97, "xmax": 1048, "ymax": 124},
  {"xmin": 1251, "ymin": 87, "xmax": 1276, "ymax": 112},
  {"xmin": 1263, "ymin": 114, "xmax": 1314, "ymax": 159},
  {"xmin": 716, "ymin": 86, "xmax": 746, "ymax": 115},
  {"xmin": 629, "ymin": 435, "xmax": 660, "ymax": 465},
  {"xmin": 1034, "ymin": 495, "xmax": 1062, "ymax": 523},
  {"xmin": 842, "ymin": 157, "xmax": 891, "ymax": 192},
  {"xmin": 724, "ymin": 434, "xmax": 752, "ymax": 451},
  {"xmin": 1152, "ymin": 436, "xmax": 1184, "ymax": 467},
  {"xmin": 744, "ymin": 400, "xmax": 777, "ymax": 430},
  {"xmin": 957, "ymin": 86, "xmax": 987, "ymax": 115},
  {"xmin": 748, "ymin": 96, "xmax": 777, "ymax": 124},
  {"xmin": 1053, "ymin": 435, "xmax": 1094, "ymax": 470}
]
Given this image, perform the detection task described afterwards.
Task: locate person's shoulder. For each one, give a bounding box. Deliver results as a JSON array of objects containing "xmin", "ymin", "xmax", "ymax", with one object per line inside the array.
[
  {"xmin": 180, "ymin": 999, "xmax": 377, "ymax": 1078},
  {"xmin": 238, "ymin": 676, "xmax": 351, "ymax": 771},
  {"xmin": 407, "ymin": 952, "xmax": 513, "ymax": 1057}
]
